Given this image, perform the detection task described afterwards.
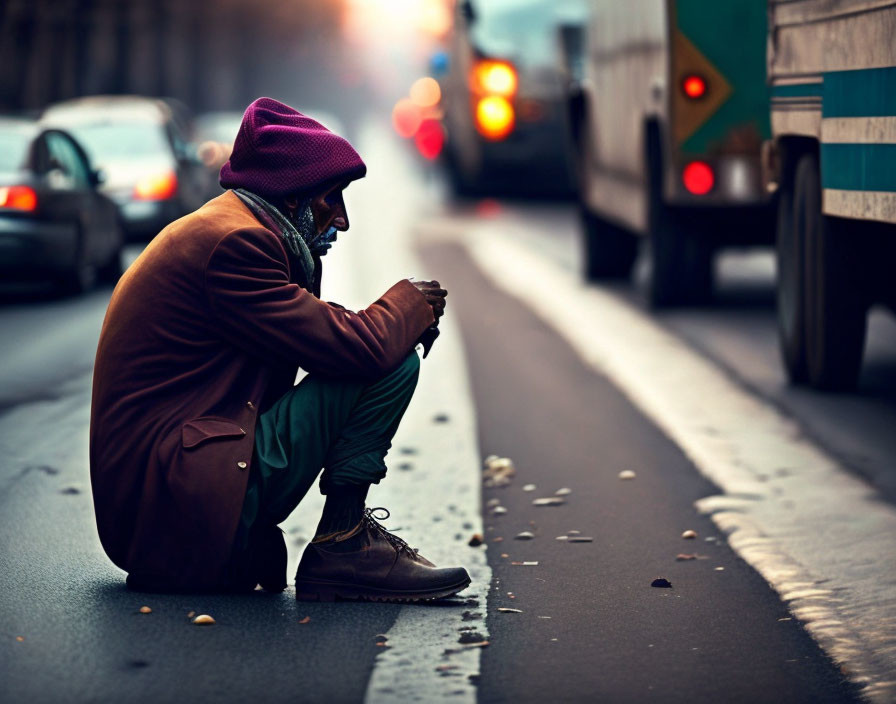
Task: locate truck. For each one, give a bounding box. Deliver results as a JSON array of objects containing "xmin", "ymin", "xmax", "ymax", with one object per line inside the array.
[
  {"xmin": 764, "ymin": 0, "xmax": 896, "ymax": 390},
  {"xmin": 568, "ymin": 0, "xmax": 774, "ymax": 306}
]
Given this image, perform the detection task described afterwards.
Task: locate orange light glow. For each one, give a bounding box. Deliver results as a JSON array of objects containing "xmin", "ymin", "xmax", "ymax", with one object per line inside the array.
[
  {"xmin": 134, "ymin": 171, "xmax": 178, "ymax": 201},
  {"xmin": 414, "ymin": 118, "xmax": 444, "ymax": 160},
  {"xmin": 418, "ymin": 0, "xmax": 451, "ymax": 37},
  {"xmin": 410, "ymin": 77, "xmax": 442, "ymax": 108},
  {"xmin": 392, "ymin": 98, "xmax": 423, "ymax": 139},
  {"xmin": 682, "ymin": 161, "xmax": 714, "ymax": 195},
  {"xmin": 471, "ymin": 61, "xmax": 518, "ymax": 97},
  {"xmin": 475, "ymin": 96, "xmax": 515, "ymax": 140},
  {"xmin": 682, "ymin": 75, "xmax": 707, "ymax": 99},
  {"xmin": 0, "ymin": 185, "xmax": 38, "ymax": 211}
]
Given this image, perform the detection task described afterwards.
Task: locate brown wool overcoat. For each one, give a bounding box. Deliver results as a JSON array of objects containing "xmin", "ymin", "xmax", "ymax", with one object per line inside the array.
[{"xmin": 89, "ymin": 191, "xmax": 434, "ymax": 589}]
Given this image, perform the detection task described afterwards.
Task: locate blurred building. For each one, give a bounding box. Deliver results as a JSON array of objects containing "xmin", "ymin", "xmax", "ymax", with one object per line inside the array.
[{"xmin": 0, "ymin": 0, "xmax": 349, "ymax": 115}]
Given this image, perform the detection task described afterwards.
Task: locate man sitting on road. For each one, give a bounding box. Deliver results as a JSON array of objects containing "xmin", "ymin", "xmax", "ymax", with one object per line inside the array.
[{"xmin": 89, "ymin": 97, "xmax": 471, "ymax": 600}]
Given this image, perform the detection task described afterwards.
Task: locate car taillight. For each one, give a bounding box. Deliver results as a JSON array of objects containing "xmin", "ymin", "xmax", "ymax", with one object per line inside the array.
[
  {"xmin": 414, "ymin": 118, "xmax": 445, "ymax": 160},
  {"xmin": 475, "ymin": 96, "xmax": 515, "ymax": 140},
  {"xmin": 682, "ymin": 74, "xmax": 707, "ymax": 100},
  {"xmin": 134, "ymin": 171, "xmax": 177, "ymax": 201},
  {"xmin": 471, "ymin": 60, "xmax": 518, "ymax": 97},
  {"xmin": 0, "ymin": 185, "xmax": 37, "ymax": 212},
  {"xmin": 683, "ymin": 161, "xmax": 715, "ymax": 195}
]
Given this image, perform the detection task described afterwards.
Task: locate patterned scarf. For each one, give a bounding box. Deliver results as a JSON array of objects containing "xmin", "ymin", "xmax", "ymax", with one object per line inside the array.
[{"xmin": 233, "ymin": 188, "xmax": 321, "ymax": 286}]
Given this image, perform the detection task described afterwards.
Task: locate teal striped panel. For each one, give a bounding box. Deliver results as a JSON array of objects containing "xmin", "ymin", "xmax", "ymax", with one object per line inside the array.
[
  {"xmin": 821, "ymin": 143, "xmax": 896, "ymax": 192},
  {"xmin": 823, "ymin": 67, "xmax": 896, "ymax": 118},
  {"xmin": 771, "ymin": 83, "xmax": 822, "ymax": 98}
]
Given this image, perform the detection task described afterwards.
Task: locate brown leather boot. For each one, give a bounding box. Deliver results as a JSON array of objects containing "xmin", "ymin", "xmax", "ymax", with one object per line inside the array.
[{"xmin": 295, "ymin": 508, "xmax": 471, "ymax": 602}]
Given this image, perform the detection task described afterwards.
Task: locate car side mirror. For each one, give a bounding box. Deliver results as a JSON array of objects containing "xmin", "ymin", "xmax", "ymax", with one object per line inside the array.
[{"xmin": 90, "ymin": 168, "xmax": 106, "ymax": 187}]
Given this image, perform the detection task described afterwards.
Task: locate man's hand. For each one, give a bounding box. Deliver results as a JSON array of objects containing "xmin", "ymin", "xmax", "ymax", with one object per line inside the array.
[{"xmin": 411, "ymin": 280, "xmax": 447, "ymax": 323}]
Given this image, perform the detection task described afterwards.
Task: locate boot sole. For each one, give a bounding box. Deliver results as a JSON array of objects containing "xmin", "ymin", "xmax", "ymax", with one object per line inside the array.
[{"xmin": 295, "ymin": 576, "xmax": 471, "ymax": 603}]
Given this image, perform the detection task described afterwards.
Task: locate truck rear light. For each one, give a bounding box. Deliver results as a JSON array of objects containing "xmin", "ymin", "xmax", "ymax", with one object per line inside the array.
[
  {"xmin": 475, "ymin": 96, "xmax": 515, "ymax": 140},
  {"xmin": 471, "ymin": 60, "xmax": 518, "ymax": 97},
  {"xmin": 683, "ymin": 161, "xmax": 715, "ymax": 195},
  {"xmin": 134, "ymin": 171, "xmax": 178, "ymax": 201},
  {"xmin": 0, "ymin": 185, "xmax": 38, "ymax": 211},
  {"xmin": 682, "ymin": 74, "xmax": 707, "ymax": 99}
]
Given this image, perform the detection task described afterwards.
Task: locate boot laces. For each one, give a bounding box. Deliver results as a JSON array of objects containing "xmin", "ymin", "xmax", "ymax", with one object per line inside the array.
[{"xmin": 364, "ymin": 507, "xmax": 418, "ymax": 557}]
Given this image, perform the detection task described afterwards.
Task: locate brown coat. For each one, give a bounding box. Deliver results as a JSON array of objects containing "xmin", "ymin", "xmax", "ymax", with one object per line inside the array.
[{"xmin": 89, "ymin": 191, "xmax": 434, "ymax": 589}]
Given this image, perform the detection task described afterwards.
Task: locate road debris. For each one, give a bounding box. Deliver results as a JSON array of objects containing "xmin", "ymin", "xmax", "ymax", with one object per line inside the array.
[
  {"xmin": 567, "ymin": 530, "xmax": 581, "ymax": 535},
  {"xmin": 676, "ymin": 553, "xmax": 697, "ymax": 561},
  {"xmin": 138, "ymin": 606, "xmax": 152, "ymax": 614},
  {"xmin": 618, "ymin": 470, "xmax": 636, "ymax": 480},
  {"xmin": 514, "ymin": 531, "xmax": 535, "ymax": 540},
  {"xmin": 714, "ymin": 566, "xmax": 725, "ymax": 571},
  {"xmin": 483, "ymin": 456, "xmax": 516, "ymax": 487},
  {"xmin": 458, "ymin": 631, "xmax": 486, "ymax": 644},
  {"xmin": 16, "ymin": 636, "xmax": 25, "ymax": 642},
  {"xmin": 297, "ymin": 616, "xmax": 311, "ymax": 624},
  {"xmin": 555, "ymin": 535, "xmax": 569, "ymax": 541},
  {"xmin": 492, "ymin": 536, "xmax": 504, "ymax": 542},
  {"xmin": 555, "ymin": 487, "xmax": 572, "ymax": 496},
  {"xmin": 538, "ymin": 616, "xmax": 551, "ymax": 619},
  {"xmin": 651, "ymin": 578, "xmax": 673, "ymax": 588},
  {"xmin": 522, "ymin": 483, "xmax": 536, "ymax": 492},
  {"xmin": 497, "ymin": 607, "xmax": 523, "ymax": 613},
  {"xmin": 492, "ymin": 506, "xmax": 508, "ymax": 515},
  {"xmin": 468, "ymin": 533, "xmax": 484, "ymax": 547},
  {"xmin": 567, "ymin": 536, "xmax": 593, "ymax": 543},
  {"xmin": 511, "ymin": 561, "xmax": 539, "ymax": 566},
  {"xmin": 501, "ymin": 553, "xmax": 509, "ymax": 558},
  {"xmin": 681, "ymin": 529, "xmax": 698, "ymax": 539},
  {"xmin": 192, "ymin": 614, "xmax": 215, "ymax": 625},
  {"xmin": 533, "ymin": 497, "xmax": 565, "ymax": 507}
]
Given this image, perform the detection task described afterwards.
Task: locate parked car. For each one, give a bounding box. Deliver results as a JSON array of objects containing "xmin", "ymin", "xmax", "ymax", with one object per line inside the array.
[
  {"xmin": 764, "ymin": 0, "xmax": 896, "ymax": 391},
  {"xmin": 41, "ymin": 96, "xmax": 213, "ymax": 241},
  {"xmin": 0, "ymin": 117, "xmax": 122, "ymax": 293},
  {"xmin": 568, "ymin": 0, "xmax": 774, "ymax": 306},
  {"xmin": 439, "ymin": 0, "xmax": 585, "ymax": 196}
]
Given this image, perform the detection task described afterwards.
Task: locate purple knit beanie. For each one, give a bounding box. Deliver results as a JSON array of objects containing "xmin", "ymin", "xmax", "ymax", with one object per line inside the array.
[{"xmin": 220, "ymin": 97, "xmax": 366, "ymax": 200}]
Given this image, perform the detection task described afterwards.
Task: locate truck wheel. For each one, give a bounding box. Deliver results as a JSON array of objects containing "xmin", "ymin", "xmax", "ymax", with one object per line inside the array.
[
  {"xmin": 581, "ymin": 208, "xmax": 637, "ymax": 280},
  {"xmin": 794, "ymin": 154, "xmax": 867, "ymax": 390},
  {"xmin": 645, "ymin": 128, "xmax": 713, "ymax": 307},
  {"xmin": 775, "ymin": 171, "xmax": 809, "ymax": 383}
]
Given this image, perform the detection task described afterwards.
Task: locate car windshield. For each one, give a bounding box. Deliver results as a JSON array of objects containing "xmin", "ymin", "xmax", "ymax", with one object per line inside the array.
[
  {"xmin": 66, "ymin": 122, "xmax": 169, "ymax": 163},
  {"xmin": 0, "ymin": 129, "xmax": 31, "ymax": 171},
  {"xmin": 469, "ymin": 0, "xmax": 559, "ymax": 68}
]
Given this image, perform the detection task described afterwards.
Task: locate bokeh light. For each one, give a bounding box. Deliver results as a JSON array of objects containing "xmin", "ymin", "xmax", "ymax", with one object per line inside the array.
[
  {"xmin": 392, "ymin": 98, "xmax": 423, "ymax": 139},
  {"xmin": 471, "ymin": 61, "xmax": 518, "ymax": 97},
  {"xmin": 414, "ymin": 118, "xmax": 444, "ymax": 160},
  {"xmin": 410, "ymin": 77, "xmax": 441, "ymax": 108},
  {"xmin": 475, "ymin": 96, "xmax": 515, "ymax": 140}
]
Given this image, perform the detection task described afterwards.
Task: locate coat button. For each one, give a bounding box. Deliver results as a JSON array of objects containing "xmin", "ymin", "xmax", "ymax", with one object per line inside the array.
[{"xmin": 237, "ymin": 461, "xmax": 247, "ymax": 469}]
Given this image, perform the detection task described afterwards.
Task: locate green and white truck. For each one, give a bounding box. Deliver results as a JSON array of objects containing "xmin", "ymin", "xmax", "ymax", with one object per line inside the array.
[
  {"xmin": 569, "ymin": 0, "xmax": 774, "ymax": 306},
  {"xmin": 765, "ymin": 0, "xmax": 896, "ymax": 390}
]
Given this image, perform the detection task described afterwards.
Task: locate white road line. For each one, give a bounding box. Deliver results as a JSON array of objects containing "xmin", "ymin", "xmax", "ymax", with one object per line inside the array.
[
  {"xmin": 304, "ymin": 124, "xmax": 489, "ymax": 704},
  {"xmin": 436, "ymin": 222, "xmax": 896, "ymax": 702}
]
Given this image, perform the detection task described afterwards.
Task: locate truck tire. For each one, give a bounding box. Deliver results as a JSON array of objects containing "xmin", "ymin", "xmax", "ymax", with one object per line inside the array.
[
  {"xmin": 775, "ymin": 171, "xmax": 809, "ymax": 383},
  {"xmin": 580, "ymin": 207, "xmax": 638, "ymax": 280},
  {"xmin": 793, "ymin": 154, "xmax": 867, "ymax": 390},
  {"xmin": 646, "ymin": 132, "xmax": 713, "ymax": 307}
]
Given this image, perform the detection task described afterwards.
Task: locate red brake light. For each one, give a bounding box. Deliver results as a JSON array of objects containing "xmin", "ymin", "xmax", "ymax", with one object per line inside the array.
[
  {"xmin": 414, "ymin": 118, "xmax": 445, "ymax": 160},
  {"xmin": 683, "ymin": 161, "xmax": 715, "ymax": 195},
  {"xmin": 0, "ymin": 185, "xmax": 38, "ymax": 211},
  {"xmin": 134, "ymin": 171, "xmax": 178, "ymax": 201},
  {"xmin": 682, "ymin": 74, "xmax": 707, "ymax": 99}
]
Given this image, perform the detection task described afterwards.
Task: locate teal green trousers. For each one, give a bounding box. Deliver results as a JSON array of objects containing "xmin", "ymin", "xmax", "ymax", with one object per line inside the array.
[{"xmin": 233, "ymin": 351, "xmax": 420, "ymax": 554}]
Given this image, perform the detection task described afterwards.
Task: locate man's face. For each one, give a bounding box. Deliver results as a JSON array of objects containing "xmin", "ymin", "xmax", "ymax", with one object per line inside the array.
[{"xmin": 309, "ymin": 182, "xmax": 349, "ymax": 235}]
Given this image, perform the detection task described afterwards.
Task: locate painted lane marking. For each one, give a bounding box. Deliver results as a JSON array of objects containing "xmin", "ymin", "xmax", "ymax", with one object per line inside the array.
[{"xmin": 438, "ymin": 223, "xmax": 896, "ymax": 702}]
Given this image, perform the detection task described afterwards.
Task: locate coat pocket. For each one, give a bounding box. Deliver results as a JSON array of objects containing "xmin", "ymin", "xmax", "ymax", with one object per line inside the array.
[{"xmin": 182, "ymin": 416, "xmax": 248, "ymax": 449}]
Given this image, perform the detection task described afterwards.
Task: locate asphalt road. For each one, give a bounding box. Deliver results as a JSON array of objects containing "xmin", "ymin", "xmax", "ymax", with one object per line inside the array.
[
  {"xmin": 1, "ymin": 127, "xmax": 893, "ymax": 702},
  {"xmin": 421, "ymin": 241, "xmax": 859, "ymax": 703}
]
